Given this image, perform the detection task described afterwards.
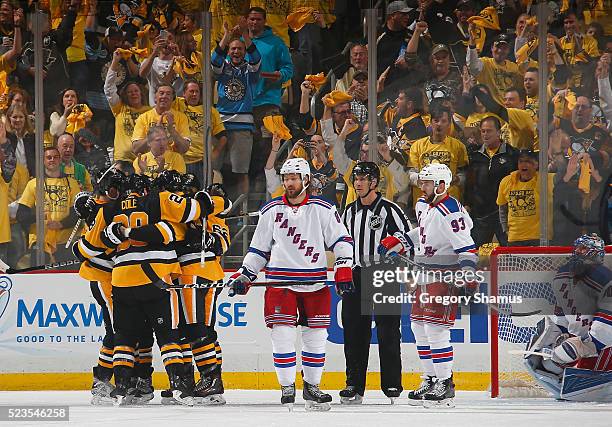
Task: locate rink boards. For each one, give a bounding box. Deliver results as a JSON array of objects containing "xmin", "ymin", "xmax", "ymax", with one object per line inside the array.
[{"xmin": 0, "ymin": 272, "xmax": 492, "ymax": 391}]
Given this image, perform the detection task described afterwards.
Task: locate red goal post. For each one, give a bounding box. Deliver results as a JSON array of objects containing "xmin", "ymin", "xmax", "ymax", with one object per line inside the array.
[{"xmin": 489, "ymin": 245, "xmax": 612, "ymax": 398}]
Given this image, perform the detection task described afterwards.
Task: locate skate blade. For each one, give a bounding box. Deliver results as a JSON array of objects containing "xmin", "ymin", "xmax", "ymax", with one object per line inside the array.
[
  {"xmin": 161, "ymin": 396, "xmax": 179, "ymax": 405},
  {"xmin": 91, "ymin": 395, "xmax": 115, "ymax": 406},
  {"xmin": 406, "ymin": 398, "xmax": 424, "ymax": 406},
  {"xmin": 173, "ymin": 391, "xmax": 194, "ymax": 407},
  {"xmin": 304, "ymin": 401, "xmax": 331, "ymax": 412},
  {"xmin": 113, "ymin": 395, "xmax": 128, "ymax": 407},
  {"xmin": 423, "ymin": 398, "xmax": 455, "ymax": 408},
  {"xmin": 340, "ymin": 396, "xmax": 363, "ymax": 405},
  {"xmin": 283, "ymin": 402, "xmax": 294, "ymax": 412},
  {"xmin": 130, "ymin": 393, "xmax": 154, "ymax": 405},
  {"xmin": 389, "ymin": 397, "xmax": 395, "ymax": 405},
  {"xmin": 194, "ymin": 394, "xmax": 226, "ymax": 406}
]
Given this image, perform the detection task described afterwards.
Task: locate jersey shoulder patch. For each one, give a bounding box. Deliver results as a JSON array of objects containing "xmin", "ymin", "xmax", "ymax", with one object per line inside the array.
[
  {"xmin": 438, "ymin": 196, "xmax": 461, "ymax": 216},
  {"xmin": 307, "ymin": 195, "xmax": 333, "ymax": 210},
  {"xmin": 260, "ymin": 196, "xmax": 284, "ymax": 214}
]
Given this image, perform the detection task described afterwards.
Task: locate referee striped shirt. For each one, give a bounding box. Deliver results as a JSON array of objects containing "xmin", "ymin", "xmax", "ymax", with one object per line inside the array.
[{"xmin": 342, "ymin": 193, "xmax": 411, "ymax": 267}]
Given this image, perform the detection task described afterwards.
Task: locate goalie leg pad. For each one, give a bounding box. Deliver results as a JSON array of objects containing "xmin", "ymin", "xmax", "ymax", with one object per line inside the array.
[
  {"xmin": 552, "ymin": 336, "xmax": 598, "ymax": 365},
  {"xmin": 561, "ymin": 367, "xmax": 612, "ymax": 402},
  {"xmin": 523, "ymin": 357, "xmax": 562, "ymax": 399}
]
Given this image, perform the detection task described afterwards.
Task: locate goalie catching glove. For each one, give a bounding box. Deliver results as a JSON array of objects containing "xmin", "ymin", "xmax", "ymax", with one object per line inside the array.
[{"xmin": 227, "ymin": 267, "xmax": 257, "ymax": 296}]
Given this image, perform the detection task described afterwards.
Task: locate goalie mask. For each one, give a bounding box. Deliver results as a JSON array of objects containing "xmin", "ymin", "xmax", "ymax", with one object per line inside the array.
[
  {"xmin": 280, "ymin": 158, "xmax": 311, "ymax": 197},
  {"xmin": 568, "ymin": 233, "xmax": 605, "ymax": 276}
]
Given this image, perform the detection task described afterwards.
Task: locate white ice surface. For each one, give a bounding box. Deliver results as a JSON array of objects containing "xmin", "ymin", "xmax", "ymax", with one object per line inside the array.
[{"xmin": 0, "ymin": 390, "xmax": 611, "ymax": 427}]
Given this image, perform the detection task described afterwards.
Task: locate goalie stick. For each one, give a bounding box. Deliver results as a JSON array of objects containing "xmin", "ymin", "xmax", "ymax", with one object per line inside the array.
[
  {"xmin": 508, "ymin": 349, "xmax": 553, "ymax": 359},
  {"xmin": 393, "ymin": 254, "xmax": 542, "ymax": 317}
]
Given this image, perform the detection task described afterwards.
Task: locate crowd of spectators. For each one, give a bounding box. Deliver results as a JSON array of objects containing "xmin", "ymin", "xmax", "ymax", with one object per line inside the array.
[{"xmin": 0, "ymin": 0, "xmax": 610, "ymax": 267}]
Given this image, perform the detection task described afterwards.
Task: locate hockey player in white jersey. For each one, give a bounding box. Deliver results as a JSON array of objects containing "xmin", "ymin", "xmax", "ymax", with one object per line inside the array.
[
  {"xmin": 226, "ymin": 158, "xmax": 354, "ymax": 411},
  {"xmin": 524, "ymin": 233, "xmax": 612, "ymax": 401},
  {"xmin": 378, "ymin": 163, "xmax": 478, "ymax": 408}
]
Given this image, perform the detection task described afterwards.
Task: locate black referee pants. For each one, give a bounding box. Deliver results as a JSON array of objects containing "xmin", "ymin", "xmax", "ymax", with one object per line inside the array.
[{"xmin": 341, "ymin": 267, "xmax": 402, "ymax": 396}]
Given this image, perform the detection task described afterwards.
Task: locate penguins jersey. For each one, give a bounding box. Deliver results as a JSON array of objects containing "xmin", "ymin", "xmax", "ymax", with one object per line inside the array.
[
  {"xmin": 405, "ymin": 195, "xmax": 478, "ymax": 272},
  {"xmin": 76, "ymin": 191, "xmax": 201, "ymax": 287},
  {"xmin": 551, "ymin": 263, "xmax": 612, "ymax": 351},
  {"xmin": 77, "ymin": 198, "xmax": 114, "ymax": 283},
  {"xmin": 171, "ymin": 195, "xmax": 230, "ymax": 282},
  {"xmin": 243, "ymin": 194, "xmax": 354, "ymax": 292}
]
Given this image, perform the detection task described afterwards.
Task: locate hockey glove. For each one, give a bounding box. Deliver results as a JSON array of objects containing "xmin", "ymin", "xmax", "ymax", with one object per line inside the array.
[
  {"xmin": 334, "ymin": 266, "xmax": 354, "ymax": 296},
  {"xmin": 205, "ymin": 233, "xmax": 224, "ymax": 256},
  {"xmin": 378, "ymin": 232, "xmax": 410, "ymax": 258},
  {"xmin": 74, "ymin": 192, "xmax": 96, "ymax": 222},
  {"xmin": 194, "ymin": 190, "xmax": 214, "ymax": 218},
  {"xmin": 227, "ymin": 267, "xmax": 257, "ymax": 297},
  {"xmin": 101, "ymin": 221, "xmax": 128, "ymax": 248}
]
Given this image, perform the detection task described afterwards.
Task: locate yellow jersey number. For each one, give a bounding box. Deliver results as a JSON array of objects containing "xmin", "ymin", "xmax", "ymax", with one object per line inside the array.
[{"xmin": 113, "ymin": 212, "xmax": 149, "ymax": 250}]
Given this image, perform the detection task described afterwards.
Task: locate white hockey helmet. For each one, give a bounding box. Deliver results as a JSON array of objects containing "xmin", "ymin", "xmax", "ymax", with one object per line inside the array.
[
  {"xmin": 418, "ymin": 163, "xmax": 452, "ymax": 193},
  {"xmin": 280, "ymin": 157, "xmax": 311, "ymax": 180}
]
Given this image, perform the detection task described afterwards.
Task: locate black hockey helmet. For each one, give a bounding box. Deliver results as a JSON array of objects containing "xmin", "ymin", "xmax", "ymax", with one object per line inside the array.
[
  {"xmin": 181, "ymin": 173, "xmax": 201, "ymax": 195},
  {"xmin": 122, "ymin": 173, "xmax": 151, "ymax": 196},
  {"xmin": 351, "ymin": 161, "xmax": 380, "ymax": 186},
  {"xmin": 95, "ymin": 167, "xmax": 125, "ymax": 199},
  {"xmin": 153, "ymin": 169, "xmax": 183, "ymax": 193}
]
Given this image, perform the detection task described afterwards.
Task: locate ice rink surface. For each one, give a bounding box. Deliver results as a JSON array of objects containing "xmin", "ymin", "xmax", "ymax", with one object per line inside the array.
[{"xmin": 1, "ymin": 390, "xmax": 611, "ymax": 427}]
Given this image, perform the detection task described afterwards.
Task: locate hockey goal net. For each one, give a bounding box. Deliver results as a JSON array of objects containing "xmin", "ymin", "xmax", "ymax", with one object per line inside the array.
[{"xmin": 489, "ymin": 246, "xmax": 612, "ymax": 398}]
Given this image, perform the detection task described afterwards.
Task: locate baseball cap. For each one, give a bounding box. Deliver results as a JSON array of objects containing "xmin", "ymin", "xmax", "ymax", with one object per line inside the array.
[
  {"xmin": 456, "ymin": 0, "xmax": 475, "ymax": 10},
  {"xmin": 105, "ymin": 26, "xmax": 123, "ymax": 39},
  {"xmin": 518, "ymin": 150, "xmax": 539, "ymax": 161},
  {"xmin": 386, "ymin": 1, "xmax": 413, "ymax": 15},
  {"xmin": 493, "ymin": 33, "xmax": 511, "ymax": 45},
  {"xmin": 431, "ymin": 44, "xmax": 450, "ymax": 56}
]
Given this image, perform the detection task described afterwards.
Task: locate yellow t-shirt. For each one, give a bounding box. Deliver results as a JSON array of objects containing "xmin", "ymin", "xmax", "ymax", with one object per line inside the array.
[
  {"xmin": 111, "ymin": 102, "xmax": 152, "ymax": 162},
  {"xmin": 559, "ymin": 34, "xmax": 600, "ymax": 65},
  {"xmin": 19, "ymin": 176, "xmax": 81, "ymax": 251},
  {"xmin": 0, "ymin": 171, "xmax": 10, "ymax": 243},
  {"xmin": 8, "ymin": 164, "xmax": 30, "ymax": 226},
  {"xmin": 500, "ymin": 108, "xmax": 537, "ymax": 151},
  {"xmin": 477, "ymin": 57, "xmax": 522, "ymax": 105},
  {"xmin": 409, "ymin": 135, "xmax": 469, "ymax": 203},
  {"xmin": 133, "ymin": 151, "xmax": 187, "ymax": 178},
  {"xmin": 52, "ymin": 12, "xmax": 86, "ymax": 63},
  {"xmin": 496, "ymin": 171, "xmax": 554, "ymax": 242},
  {"xmin": 132, "ymin": 108, "xmax": 191, "ymax": 151},
  {"xmin": 173, "ymin": 98, "xmax": 226, "ymax": 164},
  {"xmin": 62, "ymin": 161, "xmax": 93, "ymax": 192}
]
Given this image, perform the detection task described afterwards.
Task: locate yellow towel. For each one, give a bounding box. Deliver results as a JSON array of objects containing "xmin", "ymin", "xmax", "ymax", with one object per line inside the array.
[
  {"xmin": 578, "ymin": 158, "xmax": 591, "ymax": 194},
  {"xmin": 263, "ymin": 115, "xmax": 292, "ymax": 141},
  {"xmin": 322, "ymin": 90, "xmax": 353, "ymax": 108},
  {"xmin": 286, "ymin": 7, "xmax": 316, "ymax": 32},
  {"xmin": 116, "ymin": 47, "xmax": 149, "ymax": 60},
  {"xmin": 66, "ymin": 104, "xmax": 93, "ymax": 135},
  {"xmin": 304, "ymin": 72, "xmax": 327, "ymax": 90},
  {"xmin": 467, "ymin": 6, "xmax": 501, "ymax": 31}
]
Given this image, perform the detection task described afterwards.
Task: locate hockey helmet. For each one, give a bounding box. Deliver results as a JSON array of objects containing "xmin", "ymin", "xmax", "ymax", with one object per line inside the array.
[
  {"xmin": 123, "ymin": 173, "xmax": 151, "ymax": 196},
  {"xmin": 153, "ymin": 169, "xmax": 183, "ymax": 193},
  {"xmin": 418, "ymin": 163, "xmax": 452, "ymax": 187},
  {"xmin": 351, "ymin": 161, "xmax": 380, "ymax": 185},
  {"xmin": 95, "ymin": 167, "xmax": 125, "ymax": 199},
  {"xmin": 280, "ymin": 158, "xmax": 311, "ymax": 195},
  {"xmin": 182, "ymin": 173, "xmax": 201, "ymax": 192}
]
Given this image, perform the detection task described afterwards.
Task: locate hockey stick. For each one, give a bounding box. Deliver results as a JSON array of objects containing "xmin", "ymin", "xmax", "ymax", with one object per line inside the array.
[
  {"xmin": 65, "ymin": 162, "xmax": 119, "ymax": 249},
  {"xmin": 0, "ymin": 258, "xmax": 81, "ymax": 274},
  {"xmin": 154, "ymin": 279, "xmax": 330, "ymax": 290},
  {"xmin": 508, "ymin": 349, "xmax": 553, "ymax": 359},
  {"xmin": 559, "ymin": 204, "xmax": 599, "ymax": 227}
]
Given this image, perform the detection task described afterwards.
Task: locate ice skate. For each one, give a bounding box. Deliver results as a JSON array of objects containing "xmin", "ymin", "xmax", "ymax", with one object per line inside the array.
[
  {"xmin": 91, "ymin": 376, "xmax": 115, "ymax": 406},
  {"xmin": 339, "ymin": 386, "xmax": 363, "ymax": 405},
  {"xmin": 423, "ymin": 376, "xmax": 455, "ymax": 408},
  {"xmin": 128, "ymin": 377, "xmax": 154, "ymax": 405},
  {"xmin": 160, "ymin": 389, "xmax": 178, "ymax": 405},
  {"xmin": 281, "ymin": 383, "xmax": 296, "ymax": 411},
  {"xmin": 303, "ymin": 381, "xmax": 332, "ymax": 411},
  {"xmin": 383, "ymin": 387, "xmax": 402, "ymax": 404},
  {"xmin": 194, "ymin": 368, "xmax": 226, "ymax": 405},
  {"xmin": 169, "ymin": 375, "xmax": 194, "ymax": 407},
  {"xmin": 407, "ymin": 376, "xmax": 435, "ymax": 406},
  {"xmin": 110, "ymin": 384, "xmax": 130, "ymax": 406}
]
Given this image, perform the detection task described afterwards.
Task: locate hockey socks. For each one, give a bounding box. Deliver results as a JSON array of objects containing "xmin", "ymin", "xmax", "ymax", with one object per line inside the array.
[{"xmin": 271, "ymin": 325, "xmax": 297, "ymax": 386}]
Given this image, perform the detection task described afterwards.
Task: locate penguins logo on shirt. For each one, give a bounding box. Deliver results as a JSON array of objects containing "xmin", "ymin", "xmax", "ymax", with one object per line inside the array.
[{"xmin": 225, "ymin": 77, "xmax": 246, "ymax": 102}]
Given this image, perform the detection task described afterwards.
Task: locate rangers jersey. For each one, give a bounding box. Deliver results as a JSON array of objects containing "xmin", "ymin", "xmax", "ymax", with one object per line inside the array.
[
  {"xmin": 242, "ymin": 195, "xmax": 354, "ymax": 292},
  {"xmin": 406, "ymin": 195, "xmax": 478, "ymax": 272},
  {"xmin": 551, "ymin": 263, "xmax": 612, "ymax": 351}
]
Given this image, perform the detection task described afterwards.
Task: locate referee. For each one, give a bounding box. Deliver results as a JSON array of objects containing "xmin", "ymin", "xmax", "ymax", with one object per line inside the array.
[{"xmin": 340, "ymin": 162, "xmax": 410, "ymax": 404}]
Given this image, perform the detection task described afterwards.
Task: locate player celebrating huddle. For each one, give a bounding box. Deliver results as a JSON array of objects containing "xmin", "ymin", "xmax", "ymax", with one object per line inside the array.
[
  {"xmin": 378, "ymin": 163, "xmax": 478, "ymax": 408},
  {"xmin": 524, "ymin": 234, "xmax": 612, "ymax": 401},
  {"xmin": 227, "ymin": 158, "xmax": 354, "ymax": 411}
]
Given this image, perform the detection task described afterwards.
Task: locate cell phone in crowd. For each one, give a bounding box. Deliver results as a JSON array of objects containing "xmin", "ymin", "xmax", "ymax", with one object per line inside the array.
[{"xmin": 160, "ymin": 30, "xmax": 169, "ymax": 40}]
